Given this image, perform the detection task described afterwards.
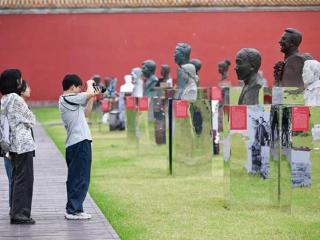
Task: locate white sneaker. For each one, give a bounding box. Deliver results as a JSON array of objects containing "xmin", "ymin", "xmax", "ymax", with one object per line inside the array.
[
  {"xmin": 64, "ymin": 212, "xmax": 91, "ymax": 220},
  {"xmin": 65, "ymin": 213, "xmax": 80, "ymax": 220},
  {"xmin": 76, "ymin": 212, "xmax": 92, "ymax": 219}
]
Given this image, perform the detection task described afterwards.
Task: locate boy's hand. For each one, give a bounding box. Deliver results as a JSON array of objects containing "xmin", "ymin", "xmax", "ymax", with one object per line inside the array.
[{"xmin": 86, "ymin": 80, "xmax": 96, "ymax": 94}]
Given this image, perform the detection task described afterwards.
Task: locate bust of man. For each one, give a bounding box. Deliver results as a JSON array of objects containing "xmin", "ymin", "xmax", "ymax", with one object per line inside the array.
[
  {"xmin": 235, "ymin": 48, "xmax": 262, "ymax": 105},
  {"xmin": 274, "ymin": 28, "xmax": 313, "ymax": 87},
  {"xmin": 142, "ymin": 60, "xmax": 158, "ymax": 98},
  {"xmin": 174, "ymin": 43, "xmax": 191, "ymax": 91}
]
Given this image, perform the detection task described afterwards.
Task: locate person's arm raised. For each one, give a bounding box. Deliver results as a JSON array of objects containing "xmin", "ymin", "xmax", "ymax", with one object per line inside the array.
[{"xmin": 84, "ymin": 79, "xmax": 100, "ymax": 118}]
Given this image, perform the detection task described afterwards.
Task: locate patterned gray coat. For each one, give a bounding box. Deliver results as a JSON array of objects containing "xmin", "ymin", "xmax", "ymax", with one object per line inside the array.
[{"xmin": 1, "ymin": 93, "xmax": 35, "ymax": 154}]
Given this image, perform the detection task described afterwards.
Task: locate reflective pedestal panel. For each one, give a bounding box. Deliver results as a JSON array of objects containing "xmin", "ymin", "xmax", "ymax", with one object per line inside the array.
[
  {"xmin": 211, "ymin": 87, "xmax": 230, "ymax": 205},
  {"xmin": 172, "ymin": 99, "xmax": 212, "ymax": 176},
  {"xmin": 291, "ymin": 107, "xmax": 320, "ymax": 214},
  {"xmin": 228, "ymin": 105, "xmax": 274, "ymax": 209},
  {"xmin": 125, "ymin": 101, "xmax": 139, "ymax": 150},
  {"xmin": 270, "ymin": 106, "xmax": 291, "ymax": 212},
  {"xmin": 270, "ymin": 88, "xmax": 306, "ymax": 212},
  {"xmin": 137, "ymin": 97, "xmax": 168, "ymax": 164}
]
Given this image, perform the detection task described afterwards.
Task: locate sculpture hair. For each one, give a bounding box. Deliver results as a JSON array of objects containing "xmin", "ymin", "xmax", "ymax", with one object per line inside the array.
[
  {"xmin": 161, "ymin": 64, "xmax": 170, "ymax": 71},
  {"xmin": 238, "ymin": 48, "xmax": 261, "ymax": 72},
  {"xmin": 176, "ymin": 43, "xmax": 191, "ymax": 57},
  {"xmin": 224, "ymin": 59, "xmax": 231, "ymax": 66},
  {"xmin": 142, "ymin": 60, "xmax": 156, "ymax": 76},
  {"xmin": 218, "ymin": 59, "xmax": 231, "ymax": 68},
  {"xmin": 285, "ymin": 28, "xmax": 302, "ymax": 47}
]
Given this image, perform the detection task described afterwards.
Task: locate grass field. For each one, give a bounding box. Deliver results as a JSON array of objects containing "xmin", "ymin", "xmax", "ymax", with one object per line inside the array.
[{"xmin": 32, "ymin": 106, "xmax": 320, "ymax": 240}]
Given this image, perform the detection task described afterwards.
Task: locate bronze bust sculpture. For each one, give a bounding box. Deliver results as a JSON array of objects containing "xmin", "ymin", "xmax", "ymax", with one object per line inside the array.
[
  {"xmin": 218, "ymin": 59, "xmax": 231, "ymax": 88},
  {"xmin": 174, "ymin": 43, "xmax": 191, "ymax": 92},
  {"xmin": 274, "ymin": 28, "xmax": 313, "ymax": 87},
  {"xmin": 142, "ymin": 60, "xmax": 158, "ymax": 98},
  {"xmin": 235, "ymin": 48, "xmax": 262, "ymax": 105}
]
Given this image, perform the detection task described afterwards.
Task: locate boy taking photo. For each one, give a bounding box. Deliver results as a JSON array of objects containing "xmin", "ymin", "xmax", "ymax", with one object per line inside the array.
[{"xmin": 59, "ymin": 74, "xmax": 99, "ymax": 220}]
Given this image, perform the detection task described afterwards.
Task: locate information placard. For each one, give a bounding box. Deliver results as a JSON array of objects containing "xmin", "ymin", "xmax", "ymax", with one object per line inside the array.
[
  {"xmin": 174, "ymin": 100, "xmax": 189, "ymax": 118},
  {"xmin": 138, "ymin": 97, "xmax": 149, "ymax": 111},
  {"xmin": 126, "ymin": 96, "xmax": 135, "ymax": 110},
  {"xmin": 292, "ymin": 106, "xmax": 309, "ymax": 132},
  {"xmin": 211, "ymin": 87, "xmax": 222, "ymax": 101},
  {"xmin": 230, "ymin": 106, "xmax": 247, "ymax": 130}
]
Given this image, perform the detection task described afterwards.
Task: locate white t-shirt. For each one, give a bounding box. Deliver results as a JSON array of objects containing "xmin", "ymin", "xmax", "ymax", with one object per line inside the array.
[{"xmin": 59, "ymin": 93, "xmax": 92, "ymax": 148}]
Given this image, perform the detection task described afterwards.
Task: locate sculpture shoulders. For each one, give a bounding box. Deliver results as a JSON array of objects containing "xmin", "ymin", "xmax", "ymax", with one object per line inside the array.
[
  {"xmin": 286, "ymin": 53, "xmax": 308, "ymax": 64},
  {"xmin": 247, "ymin": 83, "xmax": 262, "ymax": 95},
  {"xmin": 285, "ymin": 52, "xmax": 313, "ymax": 68},
  {"xmin": 181, "ymin": 82, "xmax": 197, "ymax": 100},
  {"xmin": 281, "ymin": 53, "xmax": 311, "ymax": 87},
  {"xmin": 146, "ymin": 75, "xmax": 158, "ymax": 86},
  {"xmin": 239, "ymin": 83, "xmax": 261, "ymax": 105}
]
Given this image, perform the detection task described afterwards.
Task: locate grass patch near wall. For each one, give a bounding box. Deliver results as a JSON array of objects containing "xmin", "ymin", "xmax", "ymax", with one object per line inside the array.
[{"xmin": 34, "ymin": 107, "xmax": 320, "ymax": 240}]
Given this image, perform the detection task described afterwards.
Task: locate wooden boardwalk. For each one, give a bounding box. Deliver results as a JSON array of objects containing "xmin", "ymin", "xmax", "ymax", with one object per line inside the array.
[{"xmin": 0, "ymin": 123, "xmax": 120, "ymax": 240}]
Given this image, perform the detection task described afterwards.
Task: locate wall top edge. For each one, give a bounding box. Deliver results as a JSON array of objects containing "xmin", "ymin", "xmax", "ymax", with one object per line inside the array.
[{"xmin": 0, "ymin": 6, "xmax": 320, "ymax": 15}]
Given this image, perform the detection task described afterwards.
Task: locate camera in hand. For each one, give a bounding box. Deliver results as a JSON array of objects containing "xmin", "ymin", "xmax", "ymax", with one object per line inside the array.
[{"xmin": 92, "ymin": 83, "xmax": 107, "ymax": 93}]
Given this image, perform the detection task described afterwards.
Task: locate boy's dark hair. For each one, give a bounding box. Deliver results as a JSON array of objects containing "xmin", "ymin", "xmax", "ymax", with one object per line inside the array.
[
  {"xmin": 62, "ymin": 74, "xmax": 83, "ymax": 91},
  {"xmin": 0, "ymin": 69, "xmax": 22, "ymax": 95}
]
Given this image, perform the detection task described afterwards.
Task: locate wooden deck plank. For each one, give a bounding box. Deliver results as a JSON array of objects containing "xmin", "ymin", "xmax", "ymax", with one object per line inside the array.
[{"xmin": 0, "ymin": 122, "xmax": 120, "ymax": 240}]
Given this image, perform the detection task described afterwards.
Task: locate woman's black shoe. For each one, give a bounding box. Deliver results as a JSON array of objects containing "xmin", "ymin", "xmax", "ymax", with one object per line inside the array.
[{"xmin": 10, "ymin": 218, "xmax": 36, "ymax": 225}]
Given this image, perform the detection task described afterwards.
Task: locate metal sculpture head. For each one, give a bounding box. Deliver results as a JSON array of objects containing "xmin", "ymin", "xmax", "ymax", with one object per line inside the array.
[
  {"xmin": 142, "ymin": 60, "xmax": 156, "ymax": 78},
  {"xmin": 235, "ymin": 48, "xmax": 261, "ymax": 84},
  {"xmin": 279, "ymin": 28, "xmax": 302, "ymax": 56},
  {"xmin": 218, "ymin": 59, "xmax": 231, "ymax": 75},
  {"xmin": 174, "ymin": 43, "xmax": 191, "ymax": 66},
  {"xmin": 160, "ymin": 64, "xmax": 170, "ymax": 79}
]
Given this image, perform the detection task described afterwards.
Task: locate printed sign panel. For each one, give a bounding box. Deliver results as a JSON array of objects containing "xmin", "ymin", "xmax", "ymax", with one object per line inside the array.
[
  {"xmin": 100, "ymin": 100, "xmax": 110, "ymax": 112},
  {"xmin": 211, "ymin": 87, "xmax": 222, "ymax": 101},
  {"xmin": 138, "ymin": 97, "xmax": 149, "ymax": 112},
  {"xmin": 126, "ymin": 96, "xmax": 135, "ymax": 110},
  {"xmin": 174, "ymin": 100, "xmax": 189, "ymax": 118},
  {"xmin": 230, "ymin": 106, "xmax": 247, "ymax": 130},
  {"xmin": 292, "ymin": 106, "xmax": 309, "ymax": 132}
]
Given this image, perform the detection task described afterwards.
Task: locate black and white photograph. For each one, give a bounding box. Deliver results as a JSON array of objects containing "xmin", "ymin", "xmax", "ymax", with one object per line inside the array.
[
  {"xmin": 290, "ymin": 148, "xmax": 312, "ymax": 187},
  {"xmin": 245, "ymin": 106, "xmax": 271, "ymax": 179}
]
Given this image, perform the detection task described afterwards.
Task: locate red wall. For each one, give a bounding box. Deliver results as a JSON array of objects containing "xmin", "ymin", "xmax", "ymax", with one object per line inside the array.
[{"xmin": 0, "ymin": 11, "xmax": 319, "ymax": 101}]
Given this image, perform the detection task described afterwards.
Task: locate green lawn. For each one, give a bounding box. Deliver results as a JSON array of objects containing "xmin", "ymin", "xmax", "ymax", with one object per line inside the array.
[{"xmin": 33, "ymin": 106, "xmax": 320, "ymax": 240}]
